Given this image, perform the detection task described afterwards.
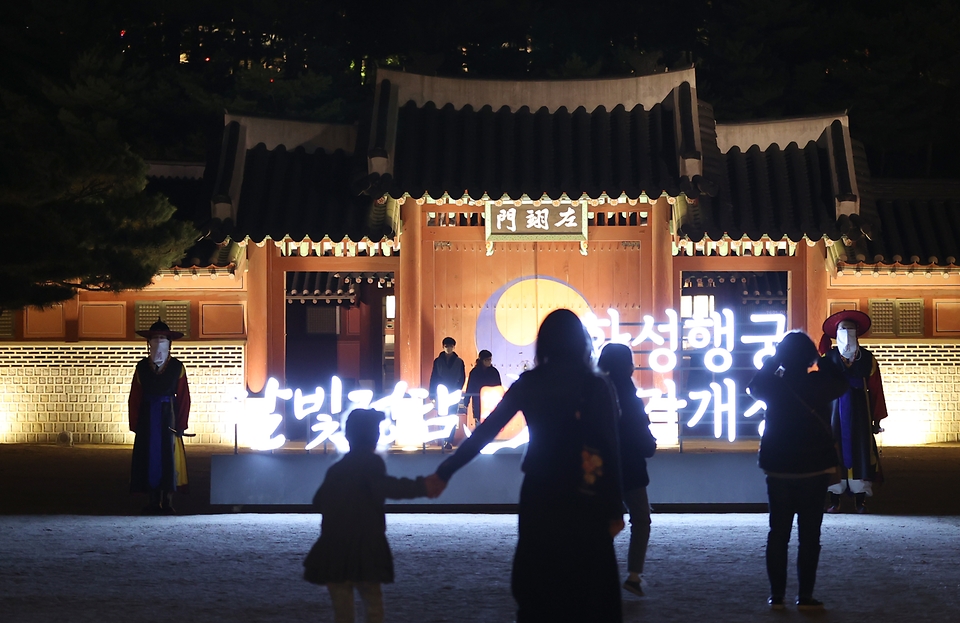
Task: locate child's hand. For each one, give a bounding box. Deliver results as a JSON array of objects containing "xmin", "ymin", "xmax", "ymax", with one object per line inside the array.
[{"xmin": 425, "ymin": 473, "xmax": 447, "ymax": 498}]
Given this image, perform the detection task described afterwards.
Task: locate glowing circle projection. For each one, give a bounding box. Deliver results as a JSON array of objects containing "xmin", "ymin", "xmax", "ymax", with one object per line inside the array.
[{"xmin": 477, "ymin": 276, "xmax": 592, "ymax": 376}]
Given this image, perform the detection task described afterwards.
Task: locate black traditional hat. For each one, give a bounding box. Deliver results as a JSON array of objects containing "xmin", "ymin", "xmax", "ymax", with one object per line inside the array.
[
  {"xmin": 135, "ymin": 320, "xmax": 184, "ymax": 341},
  {"xmin": 818, "ymin": 309, "xmax": 870, "ymax": 354}
]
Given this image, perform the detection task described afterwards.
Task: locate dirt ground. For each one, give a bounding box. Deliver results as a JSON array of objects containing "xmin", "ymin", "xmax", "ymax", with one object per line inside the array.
[
  {"xmin": 1, "ymin": 444, "xmax": 959, "ymax": 622},
  {"xmin": 2, "ymin": 513, "xmax": 959, "ymax": 623}
]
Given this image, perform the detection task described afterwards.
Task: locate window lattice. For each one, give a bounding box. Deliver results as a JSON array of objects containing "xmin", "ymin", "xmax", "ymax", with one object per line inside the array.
[
  {"xmin": 897, "ymin": 300, "xmax": 924, "ymax": 335},
  {"xmin": 868, "ymin": 300, "xmax": 896, "ymax": 335},
  {"xmin": 0, "ymin": 309, "xmax": 13, "ymax": 338},
  {"xmin": 869, "ymin": 299, "xmax": 924, "ymax": 337},
  {"xmin": 136, "ymin": 301, "xmax": 191, "ymax": 337},
  {"xmin": 306, "ymin": 306, "xmax": 339, "ymax": 334}
]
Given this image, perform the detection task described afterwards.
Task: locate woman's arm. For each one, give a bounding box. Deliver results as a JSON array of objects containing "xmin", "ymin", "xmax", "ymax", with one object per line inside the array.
[{"xmin": 435, "ymin": 380, "xmax": 524, "ymax": 481}]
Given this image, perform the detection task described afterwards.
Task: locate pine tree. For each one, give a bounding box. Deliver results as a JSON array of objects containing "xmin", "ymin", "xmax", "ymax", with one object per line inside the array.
[{"xmin": 0, "ymin": 53, "xmax": 198, "ymax": 310}]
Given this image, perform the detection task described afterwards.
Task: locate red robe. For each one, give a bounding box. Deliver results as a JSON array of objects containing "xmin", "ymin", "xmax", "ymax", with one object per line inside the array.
[{"xmin": 128, "ymin": 358, "xmax": 191, "ymax": 493}]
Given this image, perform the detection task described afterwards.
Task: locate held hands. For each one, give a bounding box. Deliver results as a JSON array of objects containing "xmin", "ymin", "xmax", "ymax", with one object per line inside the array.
[{"xmin": 424, "ymin": 473, "xmax": 447, "ymax": 499}]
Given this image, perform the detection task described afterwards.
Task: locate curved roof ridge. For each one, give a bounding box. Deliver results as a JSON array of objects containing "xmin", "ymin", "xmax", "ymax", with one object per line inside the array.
[
  {"xmin": 224, "ymin": 114, "xmax": 357, "ymax": 155},
  {"xmin": 716, "ymin": 112, "xmax": 848, "ymax": 153},
  {"xmin": 376, "ymin": 67, "xmax": 696, "ymax": 113}
]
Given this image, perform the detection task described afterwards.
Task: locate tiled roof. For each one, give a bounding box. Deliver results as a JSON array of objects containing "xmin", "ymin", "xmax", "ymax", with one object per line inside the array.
[
  {"xmin": 838, "ymin": 181, "xmax": 960, "ymax": 266},
  {"xmin": 229, "ymin": 144, "xmax": 378, "ymax": 243},
  {"xmin": 677, "ymin": 120, "xmax": 860, "ymax": 243},
  {"xmin": 391, "ymin": 100, "xmax": 678, "ymax": 200},
  {"xmin": 204, "ymin": 73, "xmax": 924, "ymax": 252},
  {"xmin": 365, "ymin": 77, "xmax": 719, "ymax": 202},
  {"xmin": 210, "ymin": 119, "xmax": 390, "ymax": 245}
]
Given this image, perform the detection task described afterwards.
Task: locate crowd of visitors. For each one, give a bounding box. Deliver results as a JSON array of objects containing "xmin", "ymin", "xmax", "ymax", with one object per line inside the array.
[{"xmin": 129, "ymin": 308, "xmax": 880, "ymax": 621}]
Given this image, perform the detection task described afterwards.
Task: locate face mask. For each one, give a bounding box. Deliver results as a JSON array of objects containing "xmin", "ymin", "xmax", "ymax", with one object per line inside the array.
[
  {"xmin": 836, "ymin": 328, "xmax": 858, "ymax": 359},
  {"xmin": 149, "ymin": 338, "xmax": 170, "ymax": 368}
]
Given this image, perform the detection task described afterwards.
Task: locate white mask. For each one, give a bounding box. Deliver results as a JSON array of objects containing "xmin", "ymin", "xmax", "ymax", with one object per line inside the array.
[
  {"xmin": 836, "ymin": 328, "xmax": 858, "ymax": 360},
  {"xmin": 149, "ymin": 337, "xmax": 170, "ymax": 368}
]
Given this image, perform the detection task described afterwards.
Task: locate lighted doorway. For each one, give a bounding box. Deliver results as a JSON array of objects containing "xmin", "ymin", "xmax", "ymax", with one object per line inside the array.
[
  {"xmin": 676, "ymin": 271, "xmax": 788, "ymax": 443},
  {"xmin": 283, "ymin": 271, "xmax": 394, "ymax": 439}
]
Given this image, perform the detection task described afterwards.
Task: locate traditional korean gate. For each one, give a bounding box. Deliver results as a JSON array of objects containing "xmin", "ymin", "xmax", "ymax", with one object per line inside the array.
[{"xmin": 427, "ymin": 240, "xmax": 646, "ymax": 380}]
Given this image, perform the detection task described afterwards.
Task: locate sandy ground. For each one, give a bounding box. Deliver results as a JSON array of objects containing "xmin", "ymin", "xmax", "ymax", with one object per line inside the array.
[
  {"xmin": 1, "ymin": 513, "xmax": 959, "ymax": 623},
  {"xmin": 1, "ymin": 444, "xmax": 959, "ymax": 622}
]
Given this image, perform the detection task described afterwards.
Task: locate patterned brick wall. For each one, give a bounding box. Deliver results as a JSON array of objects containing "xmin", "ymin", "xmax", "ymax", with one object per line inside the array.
[
  {"xmin": 0, "ymin": 344, "xmax": 244, "ymax": 445},
  {"xmin": 866, "ymin": 342, "xmax": 960, "ymax": 445},
  {"xmin": 2, "ymin": 341, "xmax": 956, "ymax": 446}
]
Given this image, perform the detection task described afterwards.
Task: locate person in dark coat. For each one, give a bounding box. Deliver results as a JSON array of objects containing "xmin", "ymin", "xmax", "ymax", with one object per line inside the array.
[
  {"xmin": 817, "ymin": 310, "xmax": 888, "ymax": 513},
  {"xmin": 429, "ymin": 336, "xmax": 466, "ymax": 450},
  {"xmin": 303, "ymin": 409, "xmax": 429, "ymax": 623},
  {"xmin": 598, "ymin": 343, "xmax": 657, "ymax": 598},
  {"xmin": 427, "ymin": 309, "xmax": 625, "ymax": 623},
  {"xmin": 462, "ymin": 349, "xmax": 502, "ymax": 426},
  {"xmin": 128, "ymin": 320, "xmax": 191, "ymax": 515},
  {"xmin": 747, "ymin": 331, "xmax": 849, "ymax": 611}
]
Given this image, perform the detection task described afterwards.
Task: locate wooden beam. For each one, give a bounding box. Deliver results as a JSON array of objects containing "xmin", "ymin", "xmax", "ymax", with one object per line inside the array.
[{"xmin": 273, "ymin": 255, "xmax": 400, "ymax": 272}]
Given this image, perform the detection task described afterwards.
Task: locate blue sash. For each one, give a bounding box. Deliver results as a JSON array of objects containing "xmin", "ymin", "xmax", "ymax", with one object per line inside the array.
[{"xmin": 148, "ymin": 396, "xmax": 172, "ymax": 489}]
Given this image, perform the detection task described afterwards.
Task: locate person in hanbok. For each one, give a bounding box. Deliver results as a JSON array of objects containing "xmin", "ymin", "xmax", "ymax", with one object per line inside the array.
[
  {"xmin": 817, "ymin": 310, "xmax": 888, "ymax": 513},
  {"xmin": 128, "ymin": 320, "xmax": 190, "ymax": 514}
]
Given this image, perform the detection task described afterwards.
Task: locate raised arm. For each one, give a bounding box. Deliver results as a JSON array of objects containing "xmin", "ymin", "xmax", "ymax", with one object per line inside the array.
[{"xmin": 435, "ymin": 380, "xmax": 524, "ymax": 481}]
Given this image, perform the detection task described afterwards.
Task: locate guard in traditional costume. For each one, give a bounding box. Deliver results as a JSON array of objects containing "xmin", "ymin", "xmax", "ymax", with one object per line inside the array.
[
  {"xmin": 128, "ymin": 320, "xmax": 191, "ymax": 514},
  {"xmin": 818, "ymin": 310, "xmax": 888, "ymax": 513}
]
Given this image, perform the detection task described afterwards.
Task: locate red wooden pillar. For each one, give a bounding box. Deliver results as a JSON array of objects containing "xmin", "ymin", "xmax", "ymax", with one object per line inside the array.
[
  {"xmin": 245, "ymin": 242, "xmax": 269, "ymax": 394},
  {"xmin": 398, "ymin": 199, "xmax": 422, "ymax": 387},
  {"xmin": 266, "ymin": 243, "xmax": 286, "ymax": 386}
]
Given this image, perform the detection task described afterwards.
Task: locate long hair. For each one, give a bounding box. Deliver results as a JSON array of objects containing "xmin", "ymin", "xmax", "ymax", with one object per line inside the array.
[
  {"xmin": 597, "ymin": 342, "xmax": 634, "ymax": 380},
  {"xmin": 535, "ymin": 309, "xmax": 592, "ymax": 367},
  {"xmin": 775, "ymin": 331, "xmax": 819, "ymax": 373}
]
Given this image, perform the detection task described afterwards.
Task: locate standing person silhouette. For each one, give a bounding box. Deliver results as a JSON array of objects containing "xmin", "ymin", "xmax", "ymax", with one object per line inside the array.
[
  {"xmin": 425, "ymin": 309, "xmax": 625, "ymax": 623},
  {"xmin": 303, "ymin": 409, "xmax": 432, "ymax": 623},
  {"xmin": 428, "ymin": 336, "xmax": 465, "ymax": 450},
  {"xmin": 462, "ymin": 349, "xmax": 502, "ymax": 426},
  {"xmin": 598, "ymin": 343, "xmax": 657, "ymax": 598},
  {"xmin": 747, "ymin": 331, "xmax": 849, "ymax": 611}
]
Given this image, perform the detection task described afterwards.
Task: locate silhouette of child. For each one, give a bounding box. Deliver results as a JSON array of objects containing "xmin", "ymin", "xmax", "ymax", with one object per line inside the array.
[{"xmin": 303, "ymin": 409, "xmax": 429, "ymax": 623}]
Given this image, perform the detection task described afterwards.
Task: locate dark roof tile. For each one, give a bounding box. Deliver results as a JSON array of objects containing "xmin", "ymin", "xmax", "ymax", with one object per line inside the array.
[
  {"xmin": 376, "ymin": 97, "xmax": 694, "ymax": 201},
  {"xmin": 224, "ymin": 144, "xmax": 383, "ymax": 244},
  {"xmin": 680, "ymin": 140, "xmax": 843, "ymax": 242}
]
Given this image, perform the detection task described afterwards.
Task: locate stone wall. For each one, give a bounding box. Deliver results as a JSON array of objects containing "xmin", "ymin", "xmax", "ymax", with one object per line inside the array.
[
  {"xmin": 868, "ymin": 342, "xmax": 960, "ymax": 445},
  {"xmin": 2, "ymin": 341, "xmax": 957, "ymax": 446},
  {"xmin": 0, "ymin": 343, "xmax": 243, "ymax": 445}
]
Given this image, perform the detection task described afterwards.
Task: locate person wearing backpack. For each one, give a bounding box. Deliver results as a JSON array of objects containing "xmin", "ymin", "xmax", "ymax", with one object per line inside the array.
[
  {"xmin": 598, "ymin": 343, "xmax": 657, "ymax": 598},
  {"xmin": 426, "ymin": 309, "xmax": 625, "ymax": 623}
]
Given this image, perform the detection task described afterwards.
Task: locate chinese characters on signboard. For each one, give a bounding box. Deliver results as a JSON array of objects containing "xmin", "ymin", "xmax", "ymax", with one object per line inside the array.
[{"xmin": 485, "ymin": 202, "xmax": 588, "ymax": 241}]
